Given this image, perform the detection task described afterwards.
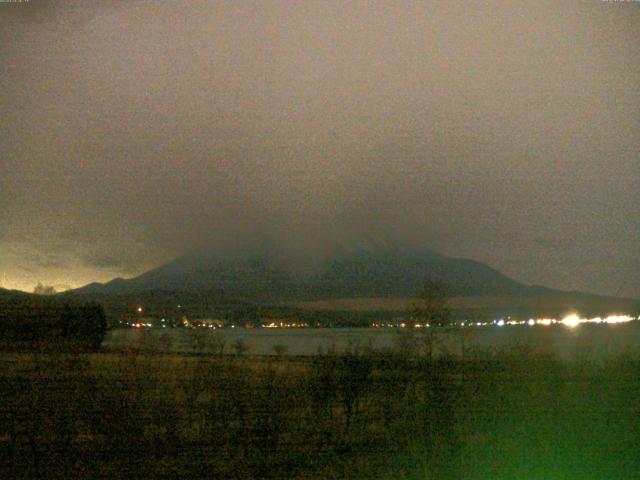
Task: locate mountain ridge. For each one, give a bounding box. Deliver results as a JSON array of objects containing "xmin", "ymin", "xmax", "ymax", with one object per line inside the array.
[{"xmin": 67, "ymin": 245, "xmax": 638, "ymax": 310}]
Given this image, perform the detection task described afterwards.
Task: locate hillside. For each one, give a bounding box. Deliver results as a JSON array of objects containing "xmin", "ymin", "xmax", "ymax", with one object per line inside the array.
[
  {"xmin": 68, "ymin": 244, "xmax": 639, "ymax": 318},
  {"xmin": 73, "ymin": 243, "xmax": 525, "ymax": 298}
]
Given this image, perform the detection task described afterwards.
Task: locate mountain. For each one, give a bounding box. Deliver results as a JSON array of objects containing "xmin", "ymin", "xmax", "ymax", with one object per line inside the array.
[
  {"xmin": 0, "ymin": 287, "xmax": 34, "ymax": 301},
  {"xmin": 68, "ymin": 242, "xmax": 638, "ymax": 318},
  {"xmin": 72, "ymin": 243, "xmax": 527, "ymax": 300}
]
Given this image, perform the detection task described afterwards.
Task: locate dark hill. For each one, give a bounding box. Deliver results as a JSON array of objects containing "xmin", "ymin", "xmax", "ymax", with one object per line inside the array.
[
  {"xmin": 72, "ymin": 243, "xmax": 525, "ymax": 300},
  {"xmin": 68, "ymin": 243, "xmax": 639, "ymax": 318}
]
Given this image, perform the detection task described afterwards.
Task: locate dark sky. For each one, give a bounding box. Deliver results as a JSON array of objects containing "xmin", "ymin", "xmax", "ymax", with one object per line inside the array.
[{"xmin": 1, "ymin": 1, "xmax": 638, "ymax": 297}]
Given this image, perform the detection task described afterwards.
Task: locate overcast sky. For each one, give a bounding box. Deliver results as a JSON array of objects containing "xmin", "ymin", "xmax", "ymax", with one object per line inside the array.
[{"xmin": 1, "ymin": 1, "xmax": 638, "ymax": 297}]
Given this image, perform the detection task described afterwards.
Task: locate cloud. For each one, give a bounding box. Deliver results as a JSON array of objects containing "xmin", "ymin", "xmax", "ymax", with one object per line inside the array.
[
  {"xmin": 81, "ymin": 250, "xmax": 148, "ymax": 274},
  {"xmin": 0, "ymin": 1, "xmax": 638, "ymax": 297}
]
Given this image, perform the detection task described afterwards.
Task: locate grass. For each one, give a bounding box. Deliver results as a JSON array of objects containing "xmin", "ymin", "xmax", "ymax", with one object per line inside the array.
[{"xmin": 0, "ymin": 344, "xmax": 638, "ymax": 479}]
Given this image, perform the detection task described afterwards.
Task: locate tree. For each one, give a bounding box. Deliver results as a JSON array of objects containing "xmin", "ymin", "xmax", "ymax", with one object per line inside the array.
[
  {"xmin": 410, "ymin": 280, "xmax": 453, "ymax": 360},
  {"xmin": 336, "ymin": 353, "xmax": 373, "ymax": 437},
  {"xmin": 211, "ymin": 332, "xmax": 227, "ymax": 355},
  {"xmin": 189, "ymin": 327, "xmax": 208, "ymax": 354},
  {"xmin": 33, "ymin": 283, "xmax": 56, "ymax": 295},
  {"xmin": 64, "ymin": 302, "xmax": 107, "ymax": 350},
  {"xmin": 412, "ymin": 280, "xmax": 453, "ymax": 328},
  {"xmin": 159, "ymin": 331, "xmax": 174, "ymax": 352},
  {"xmin": 233, "ymin": 338, "xmax": 250, "ymax": 356},
  {"xmin": 273, "ymin": 343, "xmax": 288, "ymax": 357}
]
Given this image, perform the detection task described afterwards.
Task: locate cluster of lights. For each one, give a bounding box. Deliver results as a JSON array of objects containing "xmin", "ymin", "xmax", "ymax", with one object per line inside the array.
[
  {"xmin": 491, "ymin": 314, "xmax": 636, "ymax": 328},
  {"xmin": 560, "ymin": 314, "xmax": 636, "ymax": 327},
  {"xmin": 264, "ymin": 321, "xmax": 309, "ymax": 328},
  {"xmin": 128, "ymin": 304, "xmax": 636, "ymax": 330},
  {"xmin": 371, "ymin": 314, "xmax": 637, "ymax": 329}
]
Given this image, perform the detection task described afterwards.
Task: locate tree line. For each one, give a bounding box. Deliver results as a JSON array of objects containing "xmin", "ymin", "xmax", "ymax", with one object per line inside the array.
[{"xmin": 0, "ymin": 294, "xmax": 106, "ymax": 350}]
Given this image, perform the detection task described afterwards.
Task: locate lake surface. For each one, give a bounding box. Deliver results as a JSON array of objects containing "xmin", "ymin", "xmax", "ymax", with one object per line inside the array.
[{"xmin": 105, "ymin": 322, "xmax": 640, "ymax": 361}]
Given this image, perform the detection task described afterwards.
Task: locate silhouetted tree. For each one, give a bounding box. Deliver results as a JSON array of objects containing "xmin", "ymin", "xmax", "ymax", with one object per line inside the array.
[
  {"xmin": 159, "ymin": 331, "xmax": 174, "ymax": 351},
  {"xmin": 410, "ymin": 280, "xmax": 453, "ymax": 360},
  {"xmin": 413, "ymin": 280, "xmax": 452, "ymax": 328},
  {"xmin": 33, "ymin": 283, "xmax": 56, "ymax": 295},
  {"xmin": 189, "ymin": 327, "xmax": 208, "ymax": 353},
  {"xmin": 211, "ymin": 332, "xmax": 227, "ymax": 355},
  {"xmin": 233, "ymin": 338, "xmax": 250, "ymax": 356},
  {"xmin": 336, "ymin": 353, "xmax": 373, "ymax": 437},
  {"xmin": 273, "ymin": 343, "xmax": 288, "ymax": 357},
  {"xmin": 60, "ymin": 302, "xmax": 107, "ymax": 350}
]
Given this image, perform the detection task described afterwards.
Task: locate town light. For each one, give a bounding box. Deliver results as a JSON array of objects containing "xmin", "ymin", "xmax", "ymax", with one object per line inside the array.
[{"xmin": 561, "ymin": 314, "xmax": 581, "ymax": 328}]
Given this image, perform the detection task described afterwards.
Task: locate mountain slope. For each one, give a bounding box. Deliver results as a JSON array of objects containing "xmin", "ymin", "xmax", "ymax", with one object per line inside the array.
[
  {"xmin": 67, "ymin": 244, "xmax": 639, "ymax": 318},
  {"xmin": 0, "ymin": 287, "xmax": 35, "ymax": 303},
  {"xmin": 72, "ymin": 244, "xmax": 541, "ymax": 300}
]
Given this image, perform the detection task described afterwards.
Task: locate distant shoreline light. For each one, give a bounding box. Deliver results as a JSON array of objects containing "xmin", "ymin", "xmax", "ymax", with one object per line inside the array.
[
  {"xmin": 479, "ymin": 314, "xmax": 637, "ymax": 328},
  {"xmin": 123, "ymin": 314, "xmax": 638, "ymax": 329},
  {"xmin": 373, "ymin": 314, "xmax": 638, "ymax": 329}
]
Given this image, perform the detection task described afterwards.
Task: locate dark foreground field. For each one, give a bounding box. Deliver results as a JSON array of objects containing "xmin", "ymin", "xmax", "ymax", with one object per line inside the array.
[{"xmin": 1, "ymin": 342, "xmax": 639, "ymax": 479}]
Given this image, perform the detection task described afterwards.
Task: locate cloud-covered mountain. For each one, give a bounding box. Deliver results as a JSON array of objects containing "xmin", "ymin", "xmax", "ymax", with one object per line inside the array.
[{"xmin": 70, "ymin": 241, "xmax": 622, "ymax": 304}]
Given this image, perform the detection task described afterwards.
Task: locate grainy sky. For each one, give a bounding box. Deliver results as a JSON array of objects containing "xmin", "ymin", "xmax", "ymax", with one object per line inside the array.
[{"xmin": 1, "ymin": 1, "xmax": 638, "ymax": 297}]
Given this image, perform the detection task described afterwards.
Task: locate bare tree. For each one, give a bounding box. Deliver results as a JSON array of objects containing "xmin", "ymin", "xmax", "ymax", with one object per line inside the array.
[
  {"xmin": 411, "ymin": 280, "xmax": 453, "ymax": 360},
  {"xmin": 211, "ymin": 332, "xmax": 227, "ymax": 355},
  {"xmin": 273, "ymin": 343, "xmax": 288, "ymax": 357},
  {"xmin": 159, "ymin": 332, "xmax": 174, "ymax": 352},
  {"xmin": 33, "ymin": 283, "xmax": 56, "ymax": 295},
  {"xmin": 233, "ymin": 338, "xmax": 250, "ymax": 356},
  {"xmin": 412, "ymin": 280, "xmax": 452, "ymax": 328},
  {"xmin": 189, "ymin": 328, "xmax": 208, "ymax": 354}
]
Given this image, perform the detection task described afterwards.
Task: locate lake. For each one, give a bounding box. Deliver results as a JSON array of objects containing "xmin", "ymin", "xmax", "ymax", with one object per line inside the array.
[{"xmin": 105, "ymin": 321, "xmax": 640, "ymax": 361}]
